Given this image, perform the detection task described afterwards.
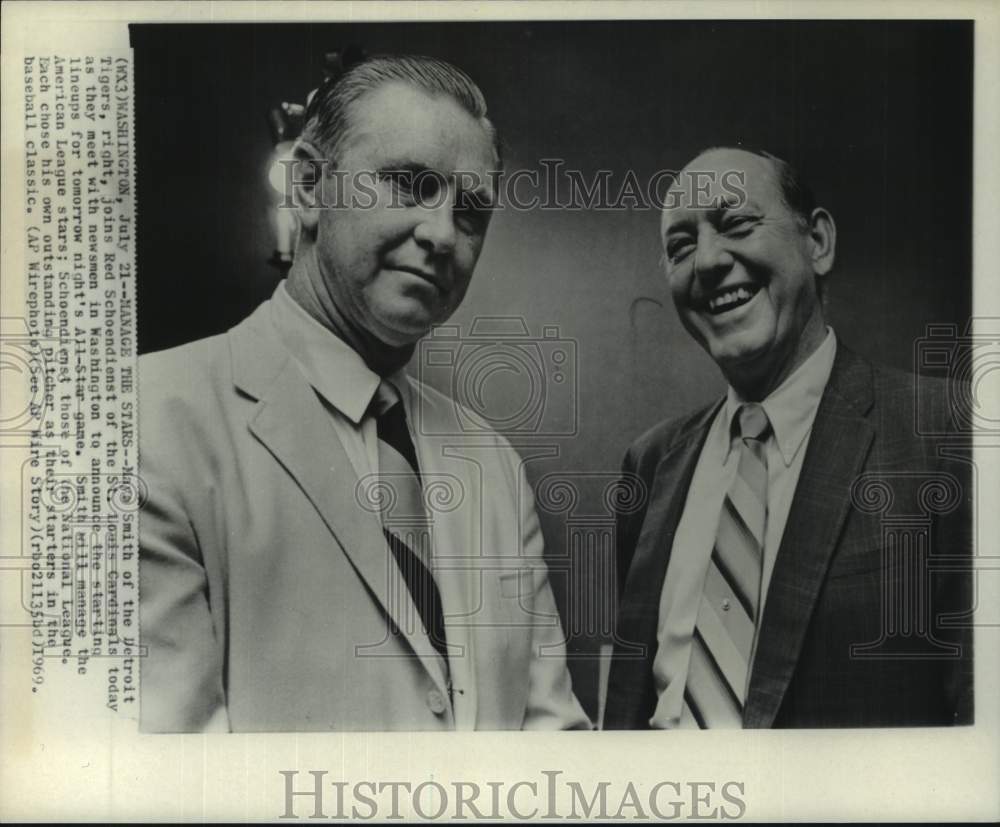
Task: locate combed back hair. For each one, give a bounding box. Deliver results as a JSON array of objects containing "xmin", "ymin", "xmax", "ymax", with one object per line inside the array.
[
  {"xmin": 298, "ymin": 53, "xmax": 501, "ymax": 167},
  {"xmin": 696, "ymin": 145, "xmax": 816, "ymax": 227}
]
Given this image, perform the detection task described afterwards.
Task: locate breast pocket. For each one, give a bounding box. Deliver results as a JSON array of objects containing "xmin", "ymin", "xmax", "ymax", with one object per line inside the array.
[
  {"xmin": 827, "ymin": 545, "xmax": 888, "ymax": 580},
  {"xmin": 824, "ymin": 516, "xmax": 896, "ymax": 580},
  {"xmin": 826, "ymin": 530, "xmax": 924, "ymax": 585}
]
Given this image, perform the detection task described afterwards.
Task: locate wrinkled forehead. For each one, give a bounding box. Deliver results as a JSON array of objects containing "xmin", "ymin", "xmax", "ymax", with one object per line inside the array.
[{"xmin": 661, "ymin": 149, "xmax": 782, "ymax": 233}]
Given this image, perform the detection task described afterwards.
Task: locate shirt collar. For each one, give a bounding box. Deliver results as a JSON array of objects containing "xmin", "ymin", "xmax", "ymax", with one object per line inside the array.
[
  {"xmin": 270, "ymin": 281, "xmax": 394, "ymax": 424},
  {"xmin": 724, "ymin": 327, "xmax": 837, "ymax": 466}
]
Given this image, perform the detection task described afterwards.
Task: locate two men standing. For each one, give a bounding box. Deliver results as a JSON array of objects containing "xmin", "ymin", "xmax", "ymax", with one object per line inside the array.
[{"xmin": 139, "ymin": 54, "xmax": 971, "ymax": 731}]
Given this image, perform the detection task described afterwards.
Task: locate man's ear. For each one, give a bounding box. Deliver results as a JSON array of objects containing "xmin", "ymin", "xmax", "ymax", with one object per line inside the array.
[
  {"xmin": 808, "ymin": 206, "xmax": 836, "ymax": 276},
  {"xmin": 290, "ymin": 140, "xmax": 328, "ymax": 235}
]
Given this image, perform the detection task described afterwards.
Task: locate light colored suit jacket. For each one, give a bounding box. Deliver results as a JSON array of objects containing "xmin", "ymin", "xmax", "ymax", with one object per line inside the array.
[{"xmin": 139, "ymin": 297, "xmax": 589, "ymax": 732}]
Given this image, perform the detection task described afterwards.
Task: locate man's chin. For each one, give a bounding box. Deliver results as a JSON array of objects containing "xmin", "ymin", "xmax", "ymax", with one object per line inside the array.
[
  {"xmin": 375, "ymin": 323, "xmax": 430, "ymax": 349},
  {"xmin": 373, "ymin": 306, "xmax": 439, "ymax": 348},
  {"xmin": 704, "ymin": 325, "xmax": 754, "ymax": 354},
  {"xmin": 707, "ymin": 338, "xmax": 770, "ymax": 378}
]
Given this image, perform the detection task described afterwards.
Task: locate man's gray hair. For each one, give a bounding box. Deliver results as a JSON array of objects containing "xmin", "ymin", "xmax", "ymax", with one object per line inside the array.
[{"xmin": 298, "ymin": 53, "xmax": 501, "ymax": 166}]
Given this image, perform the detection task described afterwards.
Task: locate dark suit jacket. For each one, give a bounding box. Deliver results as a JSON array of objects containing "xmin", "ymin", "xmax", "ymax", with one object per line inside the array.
[{"xmin": 604, "ymin": 345, "xmax": 973, "ymax": 728}]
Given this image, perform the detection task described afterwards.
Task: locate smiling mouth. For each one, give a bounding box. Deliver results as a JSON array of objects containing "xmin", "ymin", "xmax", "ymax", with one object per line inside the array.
[{"xmin": 704, "ymin": 284, "xmax": 761, "ymax": 315}]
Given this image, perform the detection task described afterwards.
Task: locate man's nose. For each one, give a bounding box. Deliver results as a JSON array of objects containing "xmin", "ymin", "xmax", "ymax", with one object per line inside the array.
[
  {"xmin": 693, "ymin": 228, "xmax": 734, "ymax": 280},
  {"xmin": 413, "ymin": 197, "xmax": 457, "ymax": 255}
]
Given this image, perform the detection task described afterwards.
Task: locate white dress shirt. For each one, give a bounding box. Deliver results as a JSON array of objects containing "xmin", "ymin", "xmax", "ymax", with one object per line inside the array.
[{"xmin": 649, "ymin": 328, "xmax": 838, "ymax": 728}]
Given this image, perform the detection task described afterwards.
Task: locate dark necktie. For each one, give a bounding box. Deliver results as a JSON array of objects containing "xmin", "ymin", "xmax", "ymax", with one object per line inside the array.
[
  {"xmin": 684, "ymin": 402, "xmax": 771, "ymax": 728},
  {"xmin": 372, "ymin": 382, "xmax": 450, "ymax": 665}
]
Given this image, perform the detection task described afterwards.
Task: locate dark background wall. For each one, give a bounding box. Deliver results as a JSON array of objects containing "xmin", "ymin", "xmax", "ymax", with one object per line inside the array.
[{"xmin": 132, "ymin": 21, "xmax": 972, "ymax": 717}]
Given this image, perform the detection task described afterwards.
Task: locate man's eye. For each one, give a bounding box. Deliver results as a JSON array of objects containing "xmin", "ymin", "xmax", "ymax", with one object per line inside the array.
[
  {"xmin": 722, "ymin": 214, "xmax": 756, "ymax": 235},
  {"xmin": 379, "ymin": 170, "xmax": 447, "ymax": 206},
  {"xmin": 666, "ymin": 238, "xmax": 694, "ymax": 263},
  {"xmin": 455, "ymin": 206, "xmax": 489, "ymax": 235},
  {"xmin": 380, "ymin": 171, "xmax": 416, "ymax": 203},
  {"xmin": 413, "ymin": 172, "xmax": 444, "ymax": 204},
  {"xmin": 456, "ymin": 190, "xmax": 493, "ymax": 229}
]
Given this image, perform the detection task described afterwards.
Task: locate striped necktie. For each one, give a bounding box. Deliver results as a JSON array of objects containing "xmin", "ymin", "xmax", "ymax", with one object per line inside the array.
[
  {"xmin": 684, "ymin": 402, "xmax": 771, "ymax": 728},
  {"xmin": 371, "ymin": 381, "xmax": 450, "ymax": 666}
]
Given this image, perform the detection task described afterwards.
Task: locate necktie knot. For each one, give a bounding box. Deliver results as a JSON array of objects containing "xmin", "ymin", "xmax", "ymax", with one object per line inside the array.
[
  {"xmin": 370, "ymin": 380, "xmax": 400, "ymax": 419},
  {"xmin": 736, "ymin": 403, "xmax": 770, "ymax": 442}
]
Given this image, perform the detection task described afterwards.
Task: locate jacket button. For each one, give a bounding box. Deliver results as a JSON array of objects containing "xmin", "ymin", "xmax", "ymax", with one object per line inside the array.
[{"xmin": 427, "ymin": 689, "xmax": 448, "ymax": 715}]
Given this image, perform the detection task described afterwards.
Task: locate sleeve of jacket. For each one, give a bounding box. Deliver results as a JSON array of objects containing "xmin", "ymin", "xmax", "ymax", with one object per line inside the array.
[
  {"xmin": 139, "ymin": 358, "xmax": 229, "ymax": 732},
  {"xmin": 516, "ymin": 463, "xmax": 593, "ymax": 731}
]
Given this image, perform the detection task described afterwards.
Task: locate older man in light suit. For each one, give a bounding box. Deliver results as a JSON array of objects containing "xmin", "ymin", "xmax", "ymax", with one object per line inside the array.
[
  {"xmin": 604, "ymin": 147, "xmax": 972, "ymax": 729},
  {"xmin": 139, "ymin": 53, "xmax": 588, "ymax": 732}
]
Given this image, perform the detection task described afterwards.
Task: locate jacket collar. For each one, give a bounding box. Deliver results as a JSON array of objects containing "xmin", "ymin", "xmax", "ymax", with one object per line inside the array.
[{"xmin": 227, "ymin": 297, "xmax": 453, "ymax": 698}]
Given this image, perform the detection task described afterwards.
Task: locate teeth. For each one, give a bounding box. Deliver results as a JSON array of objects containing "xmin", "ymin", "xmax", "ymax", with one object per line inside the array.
[{"xmin": 708, "ymin": 286, "xmax": 754, "ymax": 311}]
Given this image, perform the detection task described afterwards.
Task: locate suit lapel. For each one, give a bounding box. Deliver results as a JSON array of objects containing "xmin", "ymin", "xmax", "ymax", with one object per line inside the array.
[
  {"xmin": 607, "ymin": 403, "xmax": 720, "ymax": 728},
  {"xmin": 229, "ymin": 303, "xmax": 451, "ymax": 697},
  {"xmin": 744, "ymin": 347, "xmax": 875, "ymax": 727}
]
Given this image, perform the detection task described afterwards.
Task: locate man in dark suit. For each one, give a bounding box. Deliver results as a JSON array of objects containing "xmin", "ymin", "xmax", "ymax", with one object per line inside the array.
[{"xmin": 604, "ymin": 147, "xmax": 972, "ymax": 728}]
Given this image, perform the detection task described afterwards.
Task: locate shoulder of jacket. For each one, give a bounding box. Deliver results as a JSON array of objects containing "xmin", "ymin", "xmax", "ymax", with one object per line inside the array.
[
  {"xmin": 137, "ymin": 332, "xmax": 235, "ymax": 431},
  {"xmin": 626, "ymin": 401, "xmax": 720, "ymax": 467}
]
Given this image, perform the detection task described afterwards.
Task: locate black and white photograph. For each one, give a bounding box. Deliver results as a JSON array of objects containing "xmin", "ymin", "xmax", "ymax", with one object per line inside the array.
[
  {"xmin": 1, "ymin": 2, "xmax": 997, "ymax": 822},
  {"xmin": 132, "ymin": 18, "xmax": 974, "ymax": 732}
]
